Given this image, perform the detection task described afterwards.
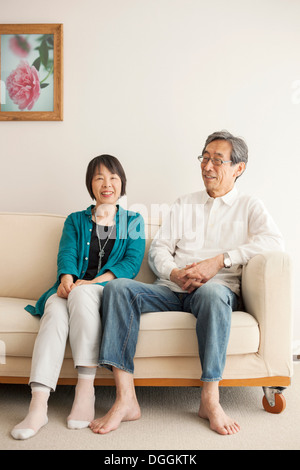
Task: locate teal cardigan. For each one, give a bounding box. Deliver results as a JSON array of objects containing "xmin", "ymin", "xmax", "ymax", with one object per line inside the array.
[{"xmin": 25, "ymin": 205, "xmax": 145, "ymax": 317}]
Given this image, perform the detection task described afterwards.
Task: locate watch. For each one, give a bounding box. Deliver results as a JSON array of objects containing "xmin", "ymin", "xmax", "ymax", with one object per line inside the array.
[{"xmin": 223, "ymin": 252, "xmax": 232, "ymax": 268}]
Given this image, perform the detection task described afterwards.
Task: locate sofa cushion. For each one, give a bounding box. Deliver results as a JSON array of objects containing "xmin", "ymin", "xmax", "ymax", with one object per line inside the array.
[
  {"xmin": 0, "ymin": 213, "xmax": 65, "ymax": 300},
  {"xmin": 0, "ymin": 297, "xmax": 259, "ymax": 360},
  {"xmin": 0, "ymin": 298, "xmax": 40, "ymax": 358},
  {"xmin": 136, "ymin": 310, "xmax": 259, "ymax": 357},
  {"xmin": 0, "ymin": 298, "xmax": 74, "ymax": 359}
]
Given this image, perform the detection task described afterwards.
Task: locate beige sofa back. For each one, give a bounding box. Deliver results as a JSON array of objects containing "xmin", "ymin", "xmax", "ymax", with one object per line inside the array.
[{"xmin": 0, "ymin": 212, "xmax": 158, "ymax": 301}]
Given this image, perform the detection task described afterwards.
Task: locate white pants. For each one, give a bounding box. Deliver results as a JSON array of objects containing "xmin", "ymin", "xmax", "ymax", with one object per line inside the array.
[{"xmin": 30, "ymin": 284, "xmax": 103, "ymax": 391}]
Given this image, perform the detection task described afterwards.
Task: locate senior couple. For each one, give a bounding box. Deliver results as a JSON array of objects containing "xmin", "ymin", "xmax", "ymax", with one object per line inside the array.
[{"xmin": 12, "ymin": 130, "xmax": 284, "ymax": 440}]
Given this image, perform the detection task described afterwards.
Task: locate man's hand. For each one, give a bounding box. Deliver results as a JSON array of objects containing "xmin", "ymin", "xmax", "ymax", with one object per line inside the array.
[
  {"xmin": 184, "ymin": 254, "xmax": 224, "ymax": 286},
  {"xmin": 170, "ymin": 254, "xmax": 224, "ymax": 293},
  {"xmin": 170, "ymin": 267, "xmax": 192, "ymax": 291},
  {"xmin": 57, "ymin": 274, "xmax": 75, "ymax": 298},
  {"xmin": 170, "ymin": 265, "xmax": 204, "ymax": 293}
]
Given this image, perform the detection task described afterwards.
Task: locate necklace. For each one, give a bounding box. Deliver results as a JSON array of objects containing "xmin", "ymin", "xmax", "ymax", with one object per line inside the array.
[{"xmin": 94, "ymin": 208, "xmax": 115, "ymax": 272}]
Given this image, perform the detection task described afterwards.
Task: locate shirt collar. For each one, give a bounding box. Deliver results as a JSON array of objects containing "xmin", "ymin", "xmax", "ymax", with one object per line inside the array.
[
  {"xmin": 85, "ymin": 205, "xmax": 94, "ymax": 218},
  {"xmin": 220, "ymin": 186, "xmax": 238, "ymax": 206},
  {"xmin": 202, "ymin": 186, "xmax": 238, "ymax": 206}
]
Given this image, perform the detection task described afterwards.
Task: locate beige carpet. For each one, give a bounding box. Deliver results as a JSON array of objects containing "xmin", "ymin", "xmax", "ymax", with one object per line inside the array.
[{"xmin": 1, "ymin": 362, "xmax": 299, "ymax": 451}]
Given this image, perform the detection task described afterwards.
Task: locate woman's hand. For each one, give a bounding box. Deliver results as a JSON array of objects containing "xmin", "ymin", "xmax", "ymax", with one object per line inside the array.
[
  {"xmin": 74, "ymin": 271, "xmax": 117, "ymax": 287},
  {"xmin": 57, "ymin": 274, "xmax": 75, "ymax": 298},
  {"xmin": 73, "ymin": 279, "xmax": 93, "ymax": 287},
  {"xmin": 57, "ymin": 271, "xmax": 116, "ymax": 294}
]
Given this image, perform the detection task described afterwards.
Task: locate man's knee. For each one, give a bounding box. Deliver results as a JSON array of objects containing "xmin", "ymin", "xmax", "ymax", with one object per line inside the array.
[
  {"xmin": 191, "ymin": 283, "xmax": 231, "ymax": 312},
  {"xmin": 103, "ymin": 278, "xmax": 137, "ymax": 297},
  {"xmin": 200, "ymin": 282, "xmax": 229, "ymax": 297}
]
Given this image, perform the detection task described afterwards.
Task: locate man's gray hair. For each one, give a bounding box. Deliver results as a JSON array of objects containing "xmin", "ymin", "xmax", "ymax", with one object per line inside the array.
[{"xmin": 203, "ymin": 130, "xmax": 248, "ymax": 166}]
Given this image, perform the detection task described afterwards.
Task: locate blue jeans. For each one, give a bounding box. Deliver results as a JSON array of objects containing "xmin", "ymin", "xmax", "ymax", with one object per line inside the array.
[{"xmin": 99, "ymin": 279, "xmax": 238, "ymax": 382}]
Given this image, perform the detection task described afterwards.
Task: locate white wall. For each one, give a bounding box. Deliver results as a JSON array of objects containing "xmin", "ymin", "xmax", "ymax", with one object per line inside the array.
[{"xmin": 1, "ymin": 0, "xmax": 300, "ymax": 348}]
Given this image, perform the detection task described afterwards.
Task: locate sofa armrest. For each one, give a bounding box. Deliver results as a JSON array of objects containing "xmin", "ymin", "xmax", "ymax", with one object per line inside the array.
[{"xmin": 241, "ymin": 251, "xmax": 293, "ymax": 377}]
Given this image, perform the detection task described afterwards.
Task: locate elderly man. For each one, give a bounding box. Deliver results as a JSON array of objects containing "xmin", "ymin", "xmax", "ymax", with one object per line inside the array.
[{"xmin": 90, "ymin": 131, "xmax": 284, "ymax": 436}]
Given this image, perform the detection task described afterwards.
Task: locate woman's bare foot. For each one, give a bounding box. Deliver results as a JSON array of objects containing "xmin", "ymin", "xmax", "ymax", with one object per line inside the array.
[
  {"xmin": 89, "ymin": 396, "xmax": 141, "ymax": 434},
  {"xmin": 198, "ymin": 382, "xmax": 240, "ymax": 435}
]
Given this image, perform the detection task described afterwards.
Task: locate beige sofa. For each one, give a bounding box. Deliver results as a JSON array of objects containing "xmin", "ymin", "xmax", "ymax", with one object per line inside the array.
[{"xmin": 0, "ymin": 212, "xmax": 293, "ymax": 412}]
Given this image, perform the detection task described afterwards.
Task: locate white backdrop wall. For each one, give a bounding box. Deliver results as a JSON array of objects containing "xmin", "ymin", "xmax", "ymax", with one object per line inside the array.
[{"xmin": 1, "ymin": 0, "xmax": 300, "ymax": 348}]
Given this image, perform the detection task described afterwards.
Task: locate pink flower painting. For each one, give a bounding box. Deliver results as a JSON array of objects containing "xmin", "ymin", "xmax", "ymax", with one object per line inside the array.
[
  {"xmin": 9, "ymin": 35, "xmax": 31, "ymax": 58},
  {"xmin": 6, "ymin": 60, "xmax": 40, "ymax": 111},
  {"xmin": 1, "ymin": 31, "xmax": 57, "ymax": 115}
]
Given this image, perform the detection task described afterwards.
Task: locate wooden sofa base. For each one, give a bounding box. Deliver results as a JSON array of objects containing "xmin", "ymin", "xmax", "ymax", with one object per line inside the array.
[{"xmin": 0, "ymin": 375, "xmax": 291, "ymax": 387}]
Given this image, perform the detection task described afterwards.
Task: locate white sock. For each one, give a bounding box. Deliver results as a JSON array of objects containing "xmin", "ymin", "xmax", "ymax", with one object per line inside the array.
[
  {"xmin": 67, "ymin": 367, "xmax": 97, "ymax": 429},
  {"xmin": 11, "ymin": 384, "xmax": 50, "ymax": 440}
]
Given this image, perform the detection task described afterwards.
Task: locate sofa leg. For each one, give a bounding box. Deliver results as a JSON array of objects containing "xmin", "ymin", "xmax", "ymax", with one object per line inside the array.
[{"xmin": 262, "ymin": 386, "xmax": 286, "ymax": 414}]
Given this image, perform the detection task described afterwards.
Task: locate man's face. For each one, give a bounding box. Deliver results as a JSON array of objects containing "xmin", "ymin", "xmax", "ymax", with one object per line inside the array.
[{"xmin": 201, "ymin": 139, "xmax": 245, "ymax": 197}]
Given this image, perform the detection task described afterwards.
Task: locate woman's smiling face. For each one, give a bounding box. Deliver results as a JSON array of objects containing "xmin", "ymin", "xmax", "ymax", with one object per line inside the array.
[{"xmin": 91, "ymin": 164, "xmax": 122, "ymax": 207}]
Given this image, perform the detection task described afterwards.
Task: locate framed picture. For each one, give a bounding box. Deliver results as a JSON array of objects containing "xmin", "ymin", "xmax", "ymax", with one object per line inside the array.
[{"xmin": 0, "ymin": 24, "xmax": 63, "ymax": 121}]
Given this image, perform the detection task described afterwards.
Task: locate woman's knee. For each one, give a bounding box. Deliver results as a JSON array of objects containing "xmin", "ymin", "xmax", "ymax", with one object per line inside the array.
[
  {"xmin": 67, "ymin": 284, "xmax": 102, "ymax": 307},
  {"xmin": 40, "ymin": 294, "xmax": 69, "ymax": 332},
  {"xmin": 67, "ymin": 284, "xmax": 90, "ymax": 302},
  {"xmin": 67, "ymin": 285, "xmax": 102, "ymax": 326},
  {"xmin": 43, "ymin": 294, "xmax": 68, "ymax": 320}
]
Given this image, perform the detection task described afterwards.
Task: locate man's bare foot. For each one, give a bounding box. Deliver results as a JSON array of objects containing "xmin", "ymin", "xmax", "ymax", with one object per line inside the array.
[
  {"xmin": 198, "ymin": 383, "xmax": 240, "ymax": 435},
  {"xmin": 89, "ymin": 396, "xmax": 141, "ymax": 434}
]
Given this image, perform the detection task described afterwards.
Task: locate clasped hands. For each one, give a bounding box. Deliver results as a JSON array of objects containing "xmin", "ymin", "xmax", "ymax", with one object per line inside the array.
[
  {"xmin": 57, "ymin": 271, "xmax": 116, "ymax": 299},
  {"xmin": 56, "ymin": 274, "xmax": 94, "ymax": 298},
  {"xmin": 170, "ymin": 254, "xmax": 224, "ymax": 293}
]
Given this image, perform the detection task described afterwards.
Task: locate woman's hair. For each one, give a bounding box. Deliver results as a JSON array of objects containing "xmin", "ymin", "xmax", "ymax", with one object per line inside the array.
[{"xmin": 86, "ymin": 154, "xmax": 127, "ymax": 199}]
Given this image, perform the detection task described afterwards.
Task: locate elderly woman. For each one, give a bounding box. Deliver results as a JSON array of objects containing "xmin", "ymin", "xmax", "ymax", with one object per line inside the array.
[{"xmin": 11, "ymin": 155, "xmax": 145, "ymax": 440}]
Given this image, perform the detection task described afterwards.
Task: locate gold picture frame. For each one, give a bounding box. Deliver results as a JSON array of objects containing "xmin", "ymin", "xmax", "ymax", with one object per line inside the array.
[{"xmin": 0, "ymin": 24, "xmax": 63, "ymax": 121}]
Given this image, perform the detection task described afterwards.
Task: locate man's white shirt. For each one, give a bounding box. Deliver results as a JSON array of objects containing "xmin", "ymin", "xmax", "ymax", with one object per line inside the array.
[{"xmin": 148, "ymin": 186, "xmax": 284, "ymax": 296}]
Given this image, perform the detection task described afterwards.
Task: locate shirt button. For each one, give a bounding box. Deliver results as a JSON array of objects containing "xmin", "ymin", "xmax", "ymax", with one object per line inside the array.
[
  {"xmin": 85, "ymin": 257, "xmax": 88, "ymax": 260},
  {"xmin": 87, "ymin": 242, "xmax": 90, "ymax": 245}
]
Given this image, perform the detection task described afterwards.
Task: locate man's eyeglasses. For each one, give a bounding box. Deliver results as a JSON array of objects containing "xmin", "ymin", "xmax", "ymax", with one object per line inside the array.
[{"xmin": 198, "ymin": 155, "xmax": 232, "ymax": 167}]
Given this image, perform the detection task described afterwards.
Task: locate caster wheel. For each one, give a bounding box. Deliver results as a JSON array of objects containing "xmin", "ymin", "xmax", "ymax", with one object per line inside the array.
[{"xmin": 262, "ymin": 393, "xmax": 286, "ymax": 414}]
